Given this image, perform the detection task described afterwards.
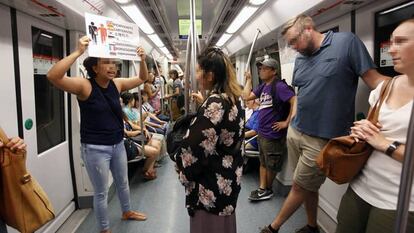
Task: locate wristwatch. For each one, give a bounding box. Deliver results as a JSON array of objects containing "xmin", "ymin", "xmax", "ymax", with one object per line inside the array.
[{"xmin": 385, "ymin": 141, "xmax": 401, "ymax": 157}]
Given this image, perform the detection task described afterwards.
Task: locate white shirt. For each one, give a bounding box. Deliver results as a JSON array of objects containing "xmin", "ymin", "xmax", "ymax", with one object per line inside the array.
[{"xmin": 351, "ymin": 79, "xmax": 414, "ymax": 210}]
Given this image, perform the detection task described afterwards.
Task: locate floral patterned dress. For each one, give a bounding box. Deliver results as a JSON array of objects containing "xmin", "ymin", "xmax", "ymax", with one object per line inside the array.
[{"xmin": 175, "ymin": 93, "xmax": 245, "ymax": 216}]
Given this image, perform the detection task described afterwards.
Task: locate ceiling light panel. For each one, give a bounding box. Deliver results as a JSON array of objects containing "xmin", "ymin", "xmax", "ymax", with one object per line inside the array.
[
  {"xmin": 114, "ymin": 0, "xmax": 132, "ymax": 4},
  {"xmin": 121, "ymin": 4, "xmax": 154, "ymax": 34},
  {"xmin": 226, "ymin": 6, "xmax": 258, "ymax": 34},
  {"xmin": 249, "ymin": 0, "xmax": 267, "ymax": 5},
  {"xmin": 148, "ymin": 34, "xmax": 165, "ymax": 47},
  {"xmin": 160, "ymin": 47, "xmax": 171, "ymax": 55},
  {"xmin": 216, "ymin": 33, "xmax": 233, "ymax": 47}
]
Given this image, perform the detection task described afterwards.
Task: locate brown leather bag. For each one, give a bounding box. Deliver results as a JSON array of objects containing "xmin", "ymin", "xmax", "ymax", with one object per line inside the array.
[
  {"xmin": 0, "ymin": 128, "xmax": 55, "ymax": 233},
  {"xmin": 316, "ymin": 79, "xmax": 392, "ymax": 184}
]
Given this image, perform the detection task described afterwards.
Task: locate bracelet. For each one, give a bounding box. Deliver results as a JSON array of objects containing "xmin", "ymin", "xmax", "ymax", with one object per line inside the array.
[{"xmin": 385, "ymin": 141, "xmax": 402, "ymax": 157}]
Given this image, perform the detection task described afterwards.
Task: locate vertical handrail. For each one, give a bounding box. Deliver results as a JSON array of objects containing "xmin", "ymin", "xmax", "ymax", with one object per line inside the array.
[
  {"xmin": 395, "ymin": 100, "xmax": 414, "ymax": 233},
  {"xmin": 132, "ymin": 61, "xmax": 145, "ymax": 156},
  {"xmin": 190, "ymin": 0, "xmax": 197, "ymax": 114},
  {"xmin": 196, "ymin": 26, "xmax": 201, "ymax": 54},
  {"xmin": 245, "ymin": 29, "xmax": 261, "ymax": 73},
  {"xmin": 184, "ymin": 29, "xmax": 192, "ymax": 115}
]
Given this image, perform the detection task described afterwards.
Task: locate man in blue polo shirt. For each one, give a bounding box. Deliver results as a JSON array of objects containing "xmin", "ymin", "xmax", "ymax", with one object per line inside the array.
[{"xmin": 260, "ymin": 15, "xmax": 388, "ymax": 233}]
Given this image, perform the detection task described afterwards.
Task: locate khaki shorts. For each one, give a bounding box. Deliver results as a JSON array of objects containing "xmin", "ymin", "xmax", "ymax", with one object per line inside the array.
[
  {"xmin": 257, "ymin": 135, "xmax": 286, "ymax": 172},
  {"xmin": 287, "ymin": 126, "xmax": 328, "ymax": 192}
]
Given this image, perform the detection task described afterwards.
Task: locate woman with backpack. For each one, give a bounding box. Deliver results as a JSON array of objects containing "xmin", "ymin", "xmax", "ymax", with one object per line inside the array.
[{"xmin": 174, "ymin": 47, "xmax": 244, "ymax": 233}]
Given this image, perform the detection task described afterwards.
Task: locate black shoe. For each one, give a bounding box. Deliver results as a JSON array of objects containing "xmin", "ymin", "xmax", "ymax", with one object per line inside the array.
[
  {"xmin": 295, "ymin": 225, "xmax": 320, "ymax": 233},
  {"xmin": 250, "ymin": 188, "xmax": 265, "ymax": 196},
  {"xmin": 259, "ymin": 226, "xmax": 274, "ymax": 233},
  {"xmin": 248, "ymin": 189, "xmax": 274, "ymax": 201}
]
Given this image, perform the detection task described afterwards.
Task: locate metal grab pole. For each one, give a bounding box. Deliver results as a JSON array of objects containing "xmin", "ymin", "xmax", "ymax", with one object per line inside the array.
[
  {"xmin": 190, "ymin": 0, "xmax": 197, "ymax": 113},
  {"xmin": 195, "ymin": 27, "xmax": 201, "ymax": 54},
  {"xmin": 245, "ymin": 29, "xmax": 261, "ymax": 73},
  {"xmin": 132, "ymin": 61, "xmax": 145, "ymax": 156},
  {"xmin": 184, "ymin": 29, "xmax": 192, "ymax": 115},
  {"xmin": 395, "ymin": 101, "xmax": 414, "ymax": 233}
]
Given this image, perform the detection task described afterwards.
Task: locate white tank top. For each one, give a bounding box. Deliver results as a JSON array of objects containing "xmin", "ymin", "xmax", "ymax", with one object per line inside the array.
[{"xmin": 351, "ymin": 79, "xmax": 414, "ymax": 210}]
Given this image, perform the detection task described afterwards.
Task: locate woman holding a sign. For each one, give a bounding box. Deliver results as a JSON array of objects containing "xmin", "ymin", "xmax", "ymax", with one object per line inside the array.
[{"xmin": 47, "ymin": 35, "xmax": 148, "ymax": 233}]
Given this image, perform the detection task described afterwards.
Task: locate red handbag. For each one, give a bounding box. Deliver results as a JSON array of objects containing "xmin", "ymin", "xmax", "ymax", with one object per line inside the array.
[{"xmin": 316, "ymin": 79, "xmax": 392, "ymax": 184}]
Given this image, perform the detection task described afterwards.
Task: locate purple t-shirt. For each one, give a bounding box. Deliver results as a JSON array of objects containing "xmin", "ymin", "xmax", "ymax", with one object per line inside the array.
[{"xmin": 253, "ymin": 80, "xmax": 295, "ymax": 139}]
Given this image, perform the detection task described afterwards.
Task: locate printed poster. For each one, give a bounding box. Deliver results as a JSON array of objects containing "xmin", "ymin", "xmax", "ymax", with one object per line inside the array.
[
  {"xmin": 85, "ymin": 13, "xmax": 140, "ymax": 61},
  {"xmin": 33, "ymin": 54, "xmax": 59, "ymax": 75},
  {"xmin": 379, "ymin": 41, "xmax": 393, "ymax": 67}
]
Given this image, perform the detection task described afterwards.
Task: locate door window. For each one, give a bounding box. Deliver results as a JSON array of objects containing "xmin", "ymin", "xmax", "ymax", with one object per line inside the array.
[{"xmin": 32, "ymin": 27, "xmax": 65, "ymax": 153}]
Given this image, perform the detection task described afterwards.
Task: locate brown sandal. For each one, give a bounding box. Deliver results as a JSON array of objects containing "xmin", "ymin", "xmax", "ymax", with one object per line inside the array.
[
  {"xmin": 122, "ymin": 210, "xmax": 147, "ymax": 221},
  {"xmin": 143, "ymin": 170, "xmax": 157, "ymax": 180}
]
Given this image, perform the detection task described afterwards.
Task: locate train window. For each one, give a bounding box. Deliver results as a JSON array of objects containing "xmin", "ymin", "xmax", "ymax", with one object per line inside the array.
[
  {"xmin": 375, "ymin": 0, "xmax": 414, "ymax": 76},
  {"xmin": 32, "ymin": 27, "xmax": 65, "ymax": 153}
]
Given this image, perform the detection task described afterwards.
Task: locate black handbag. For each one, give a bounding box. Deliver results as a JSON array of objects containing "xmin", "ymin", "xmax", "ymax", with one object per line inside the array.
[{"xmin": 124, "ymin": 138, "xmax": 139, "ymax": 161}]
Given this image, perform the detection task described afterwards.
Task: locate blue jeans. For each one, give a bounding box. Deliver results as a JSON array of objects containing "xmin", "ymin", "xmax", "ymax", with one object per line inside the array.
[{"xmin": 81, "ymin": 141, "xmax": 131, "ymax": 231}]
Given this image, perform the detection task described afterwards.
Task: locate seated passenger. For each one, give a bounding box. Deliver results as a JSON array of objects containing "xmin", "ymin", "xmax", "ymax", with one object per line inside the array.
[
  {"xmin": 133, "ymin": 91, "xmax": 168, "ymax": 135},
  {"xmin": 140, "ymin": 90, "xmax": 170, "ymax": 124},
  {"xmin": 123, "ymin": 114, "xmax": 161, "ymax": 180},
  {"xmin": 245, "ymin": 99, "xmax": 260, "ymax": 151},
  {"xmin": 122, "ymin": 92, "xmax": 165, "ymax": 135},
  {"xmin": 121, "ymin": 92, "xmax": 141, "ymax": 124}
]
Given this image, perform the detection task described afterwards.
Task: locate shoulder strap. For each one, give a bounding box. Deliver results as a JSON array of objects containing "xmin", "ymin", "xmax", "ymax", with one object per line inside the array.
[
  {"xmin": 256, "ymin": 82, "xmax": 266, "ymax": 96},
  {"xmin": 94, "ymin": 80, "xmax": 124, "ymax": 129},
  {"xmin": 367, "ymin": 79, "xmax": 392, "ymax": 124}
]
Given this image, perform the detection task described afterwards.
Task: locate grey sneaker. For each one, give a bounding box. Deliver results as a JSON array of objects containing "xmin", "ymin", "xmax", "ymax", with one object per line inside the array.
[
  {"xmin": 295, "ymin": 225, "xmax": 320, "ymax": 233},
  {"xmin": 259, "ymin": 226, "xmax": 273, "ymax": 233},
  {"xmin": 248, "ymin": 189, "xmax": 274, "ymax": 201}
]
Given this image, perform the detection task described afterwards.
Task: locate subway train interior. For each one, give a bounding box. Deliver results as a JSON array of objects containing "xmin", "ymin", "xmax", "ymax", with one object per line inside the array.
[{"xmin": 0, "ymin": 0, "xmax": 414, "ymax": 232}]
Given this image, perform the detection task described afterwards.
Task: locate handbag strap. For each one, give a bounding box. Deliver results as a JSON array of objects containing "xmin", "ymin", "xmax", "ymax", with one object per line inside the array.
[
  {"xmin": 366, "ymin": 78, "xmax": 393, "ymax": 124},
  {"xmin": 93, "ymin": 79, "xmax": 124, "ymax": 129},
  {"xmin": 0, "ymin": 127, "xmax": 10, "ymax": 144}
]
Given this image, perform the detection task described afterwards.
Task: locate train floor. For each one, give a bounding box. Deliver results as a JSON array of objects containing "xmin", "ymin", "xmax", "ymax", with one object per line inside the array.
[{"xmin": 75, "ymin": 158, "xmax": 314, "ymax": 233}]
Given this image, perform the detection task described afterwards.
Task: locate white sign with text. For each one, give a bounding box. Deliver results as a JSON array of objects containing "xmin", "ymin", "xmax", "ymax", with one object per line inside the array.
[{"xmin": 85, "ymin": 13, "xmax": 140, "ymax": 61}]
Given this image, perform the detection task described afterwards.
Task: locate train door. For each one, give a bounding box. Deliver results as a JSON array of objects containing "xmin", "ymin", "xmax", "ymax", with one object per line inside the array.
[
  {"xmin": 12, "ymin": 11, "xmax": 75, "ymax": 232},
  {"xmin": 0, "ymin": 5, "xmax": 19, "ymax": 137}
]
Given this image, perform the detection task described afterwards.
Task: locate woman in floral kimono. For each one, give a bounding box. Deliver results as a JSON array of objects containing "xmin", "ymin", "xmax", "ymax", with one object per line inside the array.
[{"xmin": 175, "ymin": 47, "xmax": 244, "ymax": 233}]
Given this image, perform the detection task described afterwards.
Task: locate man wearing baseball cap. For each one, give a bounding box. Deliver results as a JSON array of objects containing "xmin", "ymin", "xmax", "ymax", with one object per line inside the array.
[{"xmin": 243, "ymin": 57, "xmax": 296, "ymax": 201}]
